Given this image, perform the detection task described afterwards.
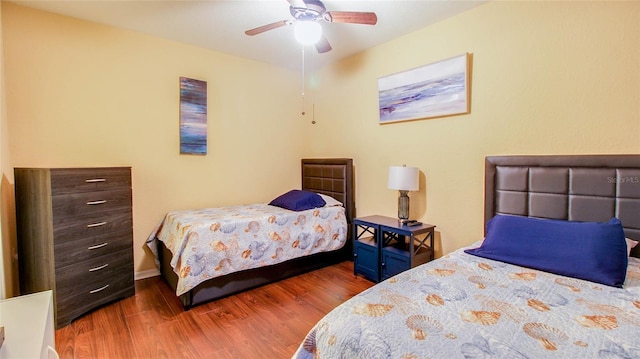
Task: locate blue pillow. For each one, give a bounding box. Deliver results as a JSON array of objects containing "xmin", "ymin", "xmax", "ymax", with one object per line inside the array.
[
  {"xmin": 464, "ymin": 215, "xmax": 628, "ymax": 287},
  {"xmin": 269, "ymin": 190, "xmax": 326, "ymax": 211}
]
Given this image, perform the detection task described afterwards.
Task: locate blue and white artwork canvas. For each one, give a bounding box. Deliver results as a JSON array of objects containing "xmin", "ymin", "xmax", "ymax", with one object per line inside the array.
[
  {"xmin": 180, "ymin": 77, "xmax": 207, "ymax": 154},
  {"xmin": 378, "ymin": 53, "xmax": 470, "ymax": 124}
]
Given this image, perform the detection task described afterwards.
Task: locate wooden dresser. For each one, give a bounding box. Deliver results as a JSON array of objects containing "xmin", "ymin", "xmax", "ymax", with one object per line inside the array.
[{"xmin": 14, "ymin": 167, "xmax": 135, "ymax": 328}]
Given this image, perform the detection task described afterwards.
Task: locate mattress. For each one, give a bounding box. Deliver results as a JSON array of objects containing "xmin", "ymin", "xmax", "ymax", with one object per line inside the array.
[
  {"xmin": 148, "ymin": 204, "xmax": 347, "ymax": 296},
  {"xmin": 293, "ymin": 245, "xmax": 640, "ymax": 358}
]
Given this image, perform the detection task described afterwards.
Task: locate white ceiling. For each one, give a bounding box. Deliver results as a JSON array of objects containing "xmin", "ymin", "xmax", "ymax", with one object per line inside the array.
[{"xmin": 9, "ymin": 0, "xmax": 486, "ymax": 70}]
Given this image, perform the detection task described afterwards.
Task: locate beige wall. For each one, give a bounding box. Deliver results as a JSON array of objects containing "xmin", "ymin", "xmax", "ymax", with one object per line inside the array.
[
  {"xmin": 1, "ymin": 1, "xmax": 639, "ymax": 293},
  {"xmin": 1, "ymin": 2, "xmax": 306, "ymax": 289},
  {"xmin": 308, "ymin": 1, "xmax": 640, "ymax": 256}
]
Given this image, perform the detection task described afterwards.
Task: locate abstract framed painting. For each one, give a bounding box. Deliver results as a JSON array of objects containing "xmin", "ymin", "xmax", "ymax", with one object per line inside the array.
[
  {"xmin": 180, "ymin": 77, "xmax": 207, "ymax": 155},
  {"xmin": 378, "ymin": 53, "xmax": 471, "ymax": 124}
]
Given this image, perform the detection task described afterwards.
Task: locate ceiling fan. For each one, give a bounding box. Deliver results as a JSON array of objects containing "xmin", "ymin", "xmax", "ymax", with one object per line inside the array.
[{"xmin": 244, "ymin": 0, "xmax": 377, "ymax": 54}]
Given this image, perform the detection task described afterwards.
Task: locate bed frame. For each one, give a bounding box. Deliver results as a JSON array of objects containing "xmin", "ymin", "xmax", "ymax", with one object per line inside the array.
[
  {"xmin": 158, "ymin": 158, "xmax": 355, "ymax": 309},
  {"xmin": 485, "ymin": 155, "xmax": 640, "ymax": 258}
]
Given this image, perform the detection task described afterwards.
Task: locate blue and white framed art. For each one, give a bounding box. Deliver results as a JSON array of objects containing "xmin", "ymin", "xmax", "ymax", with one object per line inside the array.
[
  {"xmin": 378, "ymin": 53, "xmax": 471, "ymax": 124},
  {"xmin": 180, "ymin": 77, "xmax": 207, "ymax": 154}
]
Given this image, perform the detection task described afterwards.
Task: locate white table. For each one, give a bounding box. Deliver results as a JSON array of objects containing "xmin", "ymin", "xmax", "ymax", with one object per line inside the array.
[{"xmin": 0, "ymin": 290, "xmax": 57, "ymax": 359}]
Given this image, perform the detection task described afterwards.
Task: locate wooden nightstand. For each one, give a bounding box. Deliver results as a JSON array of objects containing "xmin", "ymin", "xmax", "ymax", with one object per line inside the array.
[{"xmin": 353, "ymin": 215, "xmax": 435, "ymax": 282}]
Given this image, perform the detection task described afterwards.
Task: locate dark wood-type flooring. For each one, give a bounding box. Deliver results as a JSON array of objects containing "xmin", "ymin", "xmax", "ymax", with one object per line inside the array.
[{"xmin": 54, "ymin": 261, "xmax": 374, "ymax": 359}]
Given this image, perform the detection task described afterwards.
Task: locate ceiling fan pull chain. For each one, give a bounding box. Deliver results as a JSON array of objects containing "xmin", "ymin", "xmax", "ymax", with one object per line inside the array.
[
  {"xmin": 301, "ymin": 45, "xmax": 306, "ymax": 116},
  {"xmin": 311, "ymin": 49, "xmax": 316, "ymax": 124}
]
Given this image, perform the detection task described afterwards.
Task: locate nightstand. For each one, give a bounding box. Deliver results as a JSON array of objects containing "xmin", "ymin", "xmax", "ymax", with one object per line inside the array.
[{"xmin": 353, "ymin": 215, "xmax": 435, "ymax": 282}]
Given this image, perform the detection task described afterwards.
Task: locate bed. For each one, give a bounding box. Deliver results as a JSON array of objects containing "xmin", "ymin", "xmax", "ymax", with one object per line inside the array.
[
  {"xmin": 148, "ymin": 158, "xmax": 355, "ymax": 309},
  {"xmin": 293, "ymin": 155, "xmax": 640, "ymax": 359}
]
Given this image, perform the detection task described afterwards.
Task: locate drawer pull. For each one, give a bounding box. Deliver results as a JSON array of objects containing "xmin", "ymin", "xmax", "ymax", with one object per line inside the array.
[
  {"xmin": 87, "ymin": 221, "xmax": 108, "ymax": 228},
  {"xmin": 89, "ymin": 284, "xmax": 109, "ymax": 294},
  {"xmin": 87, "ymin": 200, "xmax": 107, "ymax": 205},
  {"xmin": 88, "ymin": 242, "xmax": 108, "ymax": 250},
  {"xmin": 89, "ymin": 263, "xmax": 109, "ymax": 272},
  {"xmin": 85, "ymin": 178, "xmax": 106, "ymax": 183}
]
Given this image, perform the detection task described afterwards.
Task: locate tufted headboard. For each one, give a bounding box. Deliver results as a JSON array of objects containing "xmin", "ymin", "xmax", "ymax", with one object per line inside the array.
[
  {"xmin": 485, "ymin": 155, "xmax": 640, "ymax": 258},
  {"xmin": 301, "ymin": 158, "xmax": 355, "ymax": 225}
]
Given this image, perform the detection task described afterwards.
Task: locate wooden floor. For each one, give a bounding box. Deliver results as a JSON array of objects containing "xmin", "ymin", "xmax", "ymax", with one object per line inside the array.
[{"xmin": 54, "ymin": 261, "xmax": 373, "ymax": 359}]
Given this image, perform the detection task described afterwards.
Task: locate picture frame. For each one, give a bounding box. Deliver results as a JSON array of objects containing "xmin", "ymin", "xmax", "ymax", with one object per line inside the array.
[
  {"xmin": 180, "ymin": 77, "xmax": 208, "ymax": 155},
  {"xmin": 378, "ymin": 53, "xmax": 470, "ymax": 124}
]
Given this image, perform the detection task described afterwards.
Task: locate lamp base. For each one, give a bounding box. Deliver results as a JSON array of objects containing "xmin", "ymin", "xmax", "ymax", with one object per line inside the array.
[
  {"xmin": 398, "ymin": 218, "xmax": 412, "ymax": 225},
  {"xmin": 397, "ymin": 190, "xmax": 410, "ymax": 224}
]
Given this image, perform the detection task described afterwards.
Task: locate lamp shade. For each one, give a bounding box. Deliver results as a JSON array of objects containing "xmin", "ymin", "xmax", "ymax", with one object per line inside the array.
[
  {"xmin": 388, "ymin": 166, "xmax": 419, "ymax": 191},
  {"xmin": 294, "ymin": 21, "xmax": 322, "ymax": 45}
]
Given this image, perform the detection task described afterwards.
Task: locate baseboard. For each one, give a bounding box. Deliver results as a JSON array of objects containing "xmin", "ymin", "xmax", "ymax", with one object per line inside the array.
[{"xmin": 135, "ymin": 269, "xmax": 160, "ymax": 281}]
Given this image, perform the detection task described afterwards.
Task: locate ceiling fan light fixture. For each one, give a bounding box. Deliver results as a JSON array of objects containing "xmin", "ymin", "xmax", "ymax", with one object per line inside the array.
[{"xmin": 294, "ymin": 21, "xmax": 322, "ymax": 45}]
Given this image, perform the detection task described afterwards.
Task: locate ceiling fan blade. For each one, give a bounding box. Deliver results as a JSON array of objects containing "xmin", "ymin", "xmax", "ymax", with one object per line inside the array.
[
  {"xmin": 315, "ymin": 35, "xmax": 332, "ymax": 53},
  {"xmin": 325, "ymin": 11, "xmax": 377, "ymax": 25},
  {"xmin": 287, "ymin": 0, "xmax": 308, "ymax": 9},
  {"xmin": 245, "ymin": 20, "xmax": 291, "ymax": 36}
]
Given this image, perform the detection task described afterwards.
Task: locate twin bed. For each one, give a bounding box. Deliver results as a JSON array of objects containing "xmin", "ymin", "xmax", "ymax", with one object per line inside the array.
[
  {"xmin": 147, "ymin": 158, "xmax": 355, "ymax": 308},
  {"xmin": 293, "ymin": 155, "xmax": 640, "ymax": 358}
]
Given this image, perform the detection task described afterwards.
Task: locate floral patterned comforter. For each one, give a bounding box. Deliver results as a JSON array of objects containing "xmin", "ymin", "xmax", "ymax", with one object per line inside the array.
[
  {"xmin": 293, "ymin": 246, "xmax": 640, "ymax": 359},
  {"xmin": 147, "ymin": 204, "xmax": 347, "ymax": 296}
]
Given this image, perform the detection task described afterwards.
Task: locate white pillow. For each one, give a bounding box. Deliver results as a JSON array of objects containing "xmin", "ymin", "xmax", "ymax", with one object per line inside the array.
[
  {"xmin": 318, "ymin": 193, "xmax": 343, "ymax": 207},
  {"xmin": 627, "ymin": 238, "xmax": 639, "ymax": 256}
]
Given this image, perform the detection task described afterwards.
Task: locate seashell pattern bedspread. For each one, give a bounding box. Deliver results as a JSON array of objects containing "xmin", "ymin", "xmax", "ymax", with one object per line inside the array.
[
  {"xmin": 293, "ymin": 245, "xmax": 640, "ymax": 359},
  {"xmin": 148, "ymin": 204, "xmax": 347, "ymax": 296}
]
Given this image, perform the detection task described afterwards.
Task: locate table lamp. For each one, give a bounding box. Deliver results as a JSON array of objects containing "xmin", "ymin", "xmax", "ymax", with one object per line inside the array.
[{"xmin": 388, "ymin": 165, "xmax": 419, "ymax": 224}]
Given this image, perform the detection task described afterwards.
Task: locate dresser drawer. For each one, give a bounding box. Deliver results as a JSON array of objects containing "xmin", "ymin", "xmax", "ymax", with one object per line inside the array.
[
  {"xmin": 52, "ymin": 189, "xmax": 131, "ymax": 219},
  {"xmin": 57, "ymin": 280, "xmax": 134, "ymax": 328},
  {"xmin": 55, "ymin": 248, "xmax": 133, "ymax": 302},
  {"xmin": 50, "ymin": 167, "xmax": 131, "ymax": 195},
  {"xmin": 54, "ymin": 230, "xmax": 133, "ymax": 269},
  {"xmin": 55, "ymin": 251, "xmax": 134, "ymax": 327},
  {"xmin": 53, "ymin": 209, "xmax": 132, "ymax": 245}
]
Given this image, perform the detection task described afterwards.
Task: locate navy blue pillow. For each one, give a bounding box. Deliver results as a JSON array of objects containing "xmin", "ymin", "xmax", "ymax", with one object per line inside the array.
[
  {"xmin": 268, "ymin": 190, "xmax": 326, "ymax": 211},
  {"xmin": 464, "ymin": 215, "xmax": 628, "ymax": 287}
]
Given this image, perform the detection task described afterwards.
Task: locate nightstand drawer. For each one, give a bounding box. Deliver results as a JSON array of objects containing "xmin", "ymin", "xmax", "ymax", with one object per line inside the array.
[
  {"xmin": 52, "ymin": 188, "xmax": 132, "ymax": 219},
  {"xmin": 50, "ymin": 167, "xmax": 131, "ymax": 195},
  {"xmin": 54, "ymin": 229, "xmax": 133, "ymax": 269}
]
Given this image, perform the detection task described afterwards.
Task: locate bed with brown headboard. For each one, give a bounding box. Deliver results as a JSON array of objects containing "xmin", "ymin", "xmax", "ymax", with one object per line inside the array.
[
  {"xmin": 485, "ymin": 155, "xmax": 640, "ymax": 250},
  {"xmin": 152, "ymin": 158, "xmax": 355, "ymax": 309},
  {"xmin": 294, "ymin": 155, "xmax": 640, "ymax": 358}
]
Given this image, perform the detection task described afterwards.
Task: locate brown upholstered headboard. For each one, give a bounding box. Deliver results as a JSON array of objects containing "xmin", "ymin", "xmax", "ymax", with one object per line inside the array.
[
  {"xmin": 301, "ymin": 158, "xmax": 355, "ymax": 225},
  {"xmin": 485, "ymin": 155, "xmax": 640, "ymax": 257}
]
